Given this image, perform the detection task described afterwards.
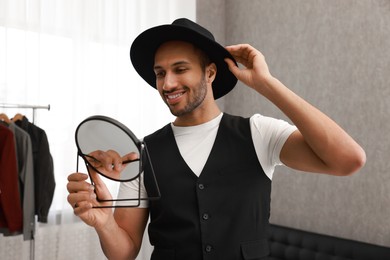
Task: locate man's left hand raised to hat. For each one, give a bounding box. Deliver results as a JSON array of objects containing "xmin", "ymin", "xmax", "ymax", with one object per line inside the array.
[{"xmin": 224, "ymin": 44, "xmax": 275, "ymax": 96}]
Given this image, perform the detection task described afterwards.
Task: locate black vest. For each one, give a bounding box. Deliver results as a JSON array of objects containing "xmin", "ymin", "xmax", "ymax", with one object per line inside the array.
[{"xmin": 144, "ymin": 114, "xmax": 271, "ymax": 260}]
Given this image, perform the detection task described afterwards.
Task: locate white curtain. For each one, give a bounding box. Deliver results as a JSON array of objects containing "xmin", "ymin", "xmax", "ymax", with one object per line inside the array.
[{"xmin": 0, "ymin": 0, "xmax": 195, "ymax": 259}]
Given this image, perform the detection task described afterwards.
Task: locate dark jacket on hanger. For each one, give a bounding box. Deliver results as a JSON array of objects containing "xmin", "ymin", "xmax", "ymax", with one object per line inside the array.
[
  {"xmin": 0, "ymin": 124, "xmax": 23, "ymax": 233},
  {"xmin": 15, "ymin": 116, "xmax": 55, "ymax": 223},
  {"xmin": 144, "ymin": 114, "xmax": 271, "ymax": 260}
]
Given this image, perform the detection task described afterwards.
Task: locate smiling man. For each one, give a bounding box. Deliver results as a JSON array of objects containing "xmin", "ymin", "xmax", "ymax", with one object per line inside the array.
[
  {"xmin": 67, "ymin": 18, "xmax": 366, "ymax": 260},
  {"xmin": 154, "ymin": 40, "xmax": 218, "ymax": 124}
]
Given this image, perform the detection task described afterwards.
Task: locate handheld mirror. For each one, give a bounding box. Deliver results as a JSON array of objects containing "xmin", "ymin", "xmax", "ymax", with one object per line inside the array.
[{"xmin": 75, "ymin": 115, "xmax": 160, "ymax": 208}]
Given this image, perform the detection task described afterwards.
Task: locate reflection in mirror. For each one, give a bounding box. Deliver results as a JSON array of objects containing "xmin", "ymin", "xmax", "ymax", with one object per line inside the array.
[
  {"xmin": 75, "ymin": 115, "xmax": 160, "ymax": 208},
  {"xmin": 82, "ymin": 152, "xmax": 140, "ymax": 181},
  {"xmin": 76, "ymin": 118, "xmax": 141, "ymax": 181}
]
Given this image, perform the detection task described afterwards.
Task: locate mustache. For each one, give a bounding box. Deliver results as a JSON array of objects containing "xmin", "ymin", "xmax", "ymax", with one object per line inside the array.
[{"xmin": 162, "ymin": 86, "xmax": 189, "ymax": 95}]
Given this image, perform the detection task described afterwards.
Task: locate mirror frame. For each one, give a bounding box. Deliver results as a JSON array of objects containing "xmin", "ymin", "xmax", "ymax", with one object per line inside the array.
[
  {"xmin": 74, "ymin": 115, "xmax": 160, "ymax": 208},
  {"xmin": 75, "ymin": 115, "xmax": 142, "ymax": 182}
]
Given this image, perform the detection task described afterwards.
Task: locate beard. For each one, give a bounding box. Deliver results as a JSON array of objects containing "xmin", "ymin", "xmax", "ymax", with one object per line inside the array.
[{"xmin": 167, "ymin": 77, "xmax": 208, "ymax": 117}]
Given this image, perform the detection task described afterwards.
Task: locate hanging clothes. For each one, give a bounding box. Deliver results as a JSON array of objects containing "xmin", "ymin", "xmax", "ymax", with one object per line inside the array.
[
  {"xmin": 8, "ymin": 122, "xmax": 35, "ymax": 240},
  {"xmin": 0, "ymin": 124, "xmax": 23, "ymax": 234},
  {"xmin": 14, "ymin": 116, "xmax": 55, "ymax": 223}
]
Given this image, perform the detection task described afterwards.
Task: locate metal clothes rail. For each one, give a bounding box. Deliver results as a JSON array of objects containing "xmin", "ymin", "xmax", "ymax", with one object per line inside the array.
[
  {"xmin": 0, "ymin": 103, "xmax": 50, "ymax": 260},
  {"xmin": 0, "ymin": 103, "xmax": 50, "ymax": 124}
]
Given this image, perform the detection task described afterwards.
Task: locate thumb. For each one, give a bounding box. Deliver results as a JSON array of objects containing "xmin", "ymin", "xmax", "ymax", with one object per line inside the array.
[
  {"xmin": 224, "ymin": 58, "xmax": 243, "ymax": 78},
  {"xmin": 89, "ymin": 169, "xmax": 113, "ymax": 202},
  {"xmin": 225, "ymin": 58, "xmax": 247, "ymax": 83}
]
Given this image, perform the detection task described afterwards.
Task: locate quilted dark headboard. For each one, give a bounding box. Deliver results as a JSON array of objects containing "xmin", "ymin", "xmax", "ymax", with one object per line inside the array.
[{"xmin": 267, "ymin": 224, "xmax": 390, "ymax": 260}]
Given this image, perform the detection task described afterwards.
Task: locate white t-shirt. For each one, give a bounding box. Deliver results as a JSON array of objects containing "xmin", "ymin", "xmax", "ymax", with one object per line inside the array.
[{"xmin": 118, "ymin": 113, "xmax": 297, "ymax": 207}]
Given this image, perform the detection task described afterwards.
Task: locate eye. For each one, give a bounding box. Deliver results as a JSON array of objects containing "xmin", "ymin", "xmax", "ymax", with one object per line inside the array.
[
  {"xmin": 175, "ymin": 67, "xmax": 188, "ymax": 74},
  {"xmin": 155, "ymin": 70, "xmax": 165, "ymax": 78}
]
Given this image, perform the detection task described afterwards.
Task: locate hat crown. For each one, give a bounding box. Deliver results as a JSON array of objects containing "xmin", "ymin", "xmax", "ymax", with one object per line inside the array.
[
  {"xmin": 172, "ymin": 18, "xmax": 215, "ymax": 41},
  {"xmin": 130, "ymin": 18, "xmax": 237, "ymax": 99}
]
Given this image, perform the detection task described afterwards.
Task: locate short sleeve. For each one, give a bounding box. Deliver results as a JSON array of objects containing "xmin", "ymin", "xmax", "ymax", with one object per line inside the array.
[
  {"xmin": 117, "ymin": 172, "xmax": 149, "ymax": 208},
  {"xmin": 250, "ymin": 114, "xmax": 297, "ymax": 180}
]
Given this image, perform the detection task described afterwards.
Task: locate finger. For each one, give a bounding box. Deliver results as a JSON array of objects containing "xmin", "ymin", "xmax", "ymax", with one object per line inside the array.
[
  {"xmin": 67, "ymin": 172, "xmax": 89, "ymax": 182},
  {"xmin": 224, "ymin": 58, "xmax": 243, "ymax": 78},
  {"xmin": 67, "ymin": 190, "xmax": 96, "ymax": 209},
  {"xmin": 88, "ymin": 150, "xmax": 105, "ymax": 164},
  {"xmin": 122, "ymin": 152, "xmax": 139, "ymax": 163},
  {"xmin": 106, "ymin": 150, "xmax": 123, "ymax": 171},
  {"xmin": 89, "ymin": 150, "xmax": 113, "ymax": 171},
  {"xmin": 88, "ymin": 170, "xmax": 113, "ymax": 202},
  {"xmin": 67, "ymin": 180, "xmax": 94, "ymax": 193},
  {"xmin": 224, "ymin": 58, "xmax": 238, "ymax": 70},
  {"xmin": 72, "ymin": 201, "xmax": 93, "ymax": 215},
  {"xmin": 225, "ymin": 44, "xmax": 249, "ymax": 57},
  {"xmin": 90, "ymin": 150, "xmax": 121, "ymax": 172},
  {"xmin": 226, "ymin": 44, "xmax": 258, "ymax": 66},
  {"xmin": 67, "ymin": 173, "xmax": 93, "ymax": 193}
]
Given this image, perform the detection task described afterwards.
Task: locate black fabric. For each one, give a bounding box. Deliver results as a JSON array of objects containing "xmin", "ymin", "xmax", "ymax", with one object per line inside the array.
[
  {"xmin": 267, "ymin": 224, "xmax": 390, "ymax": 260},
  {"xmin": 14, "ymin": 116, "xmax": 55, "ymax": 223},
  {"xmin": 241, "ymin": 239, "xmax": 270, "ymax": 259},
  {"xmin": 144, "ymin": 113, "xmax": 271, "ymax": 260}
]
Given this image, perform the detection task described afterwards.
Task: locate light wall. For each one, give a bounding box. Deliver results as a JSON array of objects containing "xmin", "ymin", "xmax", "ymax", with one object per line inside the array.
[{"xmin": 198, "ymin": 0, "xmax": 390, "ymax": 247}]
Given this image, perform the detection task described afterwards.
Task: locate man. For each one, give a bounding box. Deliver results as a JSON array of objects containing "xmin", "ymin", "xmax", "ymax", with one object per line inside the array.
[{"xmin": 67, "ymin": 18, "xmax": 366, "ymax": 259}]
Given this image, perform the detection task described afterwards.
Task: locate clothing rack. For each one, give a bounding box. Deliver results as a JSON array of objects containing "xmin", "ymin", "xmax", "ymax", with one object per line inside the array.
[
  {"xmin": 0, "ymin": 103, "xmax": 50, "ymax": 260},
  {"xmin": 0, "ymin": 103, "xmax": 50, "ymax": 124}
]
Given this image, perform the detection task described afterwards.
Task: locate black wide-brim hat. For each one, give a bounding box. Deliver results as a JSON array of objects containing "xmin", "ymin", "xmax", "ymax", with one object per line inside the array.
[{"xmin": 130, "ymin": 18, "xmax": 238, "ymax": 99}]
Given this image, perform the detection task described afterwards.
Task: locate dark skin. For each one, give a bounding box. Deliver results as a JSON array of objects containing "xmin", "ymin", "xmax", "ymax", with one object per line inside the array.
[{"xmin": 67, "ymin": 41, "xmax": 366, "ymax": 259}]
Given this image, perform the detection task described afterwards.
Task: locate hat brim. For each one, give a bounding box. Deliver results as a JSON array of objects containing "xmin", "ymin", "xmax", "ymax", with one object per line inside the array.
[{"xmin": 130, "ymin": 24, "xmax": 237, "ymax": 99}]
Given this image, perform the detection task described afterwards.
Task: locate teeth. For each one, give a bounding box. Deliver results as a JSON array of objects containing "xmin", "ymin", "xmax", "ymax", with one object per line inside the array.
[{"xmin": 167, "ymin": 93, "xmax": 183, "ymax": 99}]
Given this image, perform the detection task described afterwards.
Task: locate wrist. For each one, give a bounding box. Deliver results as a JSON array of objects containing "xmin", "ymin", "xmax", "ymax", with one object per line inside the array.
[
  {"xmin": 95, "ymin": 213, "xmax": 117, "ymax": 234},
  {"xmin": 253, "ymin": 75, "xmax": 279, "ymax": 96}
]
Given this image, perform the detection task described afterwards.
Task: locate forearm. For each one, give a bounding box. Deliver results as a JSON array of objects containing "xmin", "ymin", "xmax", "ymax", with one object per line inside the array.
[
  {"xmin": 225, "ymin": 43, "xmax": 365, "ymax": 174},
  {"xmin": 96, "ymin": 215, "xmax": 139, "ymax": 260},
  {"xmin": 258, "ymin": 76, "xmax": 366, "ymax": 174}
]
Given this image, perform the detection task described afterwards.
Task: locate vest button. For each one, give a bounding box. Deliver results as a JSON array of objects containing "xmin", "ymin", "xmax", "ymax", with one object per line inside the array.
[
  {"xmin": 202, "ymin": 213, "xmax": 210, "ymax": 220},
  {"xmin": 198, "ymin": 183, "xmax": 205, "ymax": 190},
  {"xmin": 205, "ymin": 244, "xmax": 213, "ymax": 253}
]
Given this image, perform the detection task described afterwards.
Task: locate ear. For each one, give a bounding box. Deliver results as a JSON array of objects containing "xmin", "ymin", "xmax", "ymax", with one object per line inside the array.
[{"xmin": 206, "ymin": 63, "xmax": 217, "ymax": 84}]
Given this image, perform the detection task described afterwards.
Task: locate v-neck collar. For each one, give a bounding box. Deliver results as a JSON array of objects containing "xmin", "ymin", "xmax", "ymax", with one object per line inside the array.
[{"xmin": 167, "ymin": 113, "xmax": 228, "ymax": 179}]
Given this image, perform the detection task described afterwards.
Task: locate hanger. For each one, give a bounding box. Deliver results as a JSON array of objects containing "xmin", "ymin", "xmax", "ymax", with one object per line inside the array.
[
  {"xmin": 12, "ymin": 113, "xmax": 24, "ymax": 122},
  {"xmin": 0, "ymin": 113, "xmax": 11, "ymax": 124}
]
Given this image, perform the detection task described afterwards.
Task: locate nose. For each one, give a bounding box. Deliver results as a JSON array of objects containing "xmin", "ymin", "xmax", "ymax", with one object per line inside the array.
[{"xmin": 162, "ymin": 72, "xmax": 178, "ymax": 92}]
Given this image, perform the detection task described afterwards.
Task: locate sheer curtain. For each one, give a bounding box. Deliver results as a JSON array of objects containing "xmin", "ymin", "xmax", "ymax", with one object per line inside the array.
[{"xmin": 0, "ymin": 0, "xmax": 195, "ymax": 259}]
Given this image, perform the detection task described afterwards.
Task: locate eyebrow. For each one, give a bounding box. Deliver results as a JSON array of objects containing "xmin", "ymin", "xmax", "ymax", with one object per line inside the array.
[{"xmin": 153, "ymin": 60, "xmax": 191, "ymax": 70}]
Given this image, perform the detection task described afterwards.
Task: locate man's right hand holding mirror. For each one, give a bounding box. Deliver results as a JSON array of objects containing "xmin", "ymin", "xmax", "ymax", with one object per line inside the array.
[
  {"xmin": 67, "ymin": 171, "xmax": 111, "ymax": 228},
  {"xmin": 67, "ymin": 150, "xmax": 140, "ymax": 228}
]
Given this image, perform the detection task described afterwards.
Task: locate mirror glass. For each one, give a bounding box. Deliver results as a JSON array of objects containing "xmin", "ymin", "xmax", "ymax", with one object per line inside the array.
[
  {"xmin": 75, "ymin": 115, "xmax": 160, "ymax": 208},
  {"xmin": 76, "ymin": 118, "xmax": 140, "ymax": 181}
]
